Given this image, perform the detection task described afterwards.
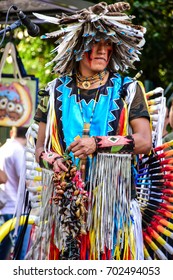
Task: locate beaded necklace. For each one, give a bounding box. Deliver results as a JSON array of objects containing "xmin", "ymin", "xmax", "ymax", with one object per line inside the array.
[
  {"xmin": 77, "ymin": 87, "xmax": 100, "ymax": 180},
  {"xmin": 76, "ymin": 70, "xmax": 107, "ymax": 89}
]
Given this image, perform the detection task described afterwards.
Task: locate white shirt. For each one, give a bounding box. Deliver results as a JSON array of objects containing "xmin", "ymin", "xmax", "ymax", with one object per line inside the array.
[{"xmin": 0, "ymin": 138, "xmax": 25, "ymax": 214}]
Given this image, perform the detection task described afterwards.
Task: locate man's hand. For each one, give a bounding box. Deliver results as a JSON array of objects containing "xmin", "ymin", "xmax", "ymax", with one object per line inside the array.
[
  {"xmin": 68, "ymin": 137, "xmax": 96, "ymax": 158},
  {"xmin": 39, "ymin": 150, "xmax": 68, "ymax": 172},
  {"xmin": 53, "ymin": 158, "xmax": 68, "ymax": 173}
]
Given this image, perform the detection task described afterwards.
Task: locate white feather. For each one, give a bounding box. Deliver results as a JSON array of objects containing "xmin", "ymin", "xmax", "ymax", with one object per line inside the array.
[{"xmin": 33, "ymin": 12, "xmax": 59, "ymax": 24}]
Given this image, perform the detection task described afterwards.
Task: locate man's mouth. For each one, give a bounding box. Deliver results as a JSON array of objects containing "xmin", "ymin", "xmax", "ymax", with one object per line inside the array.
[{"xmin": 94, "ymin": 57, "xmax": 107, "ymax": 62}]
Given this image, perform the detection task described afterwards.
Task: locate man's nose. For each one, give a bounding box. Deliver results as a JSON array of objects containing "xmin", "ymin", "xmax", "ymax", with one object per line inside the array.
[{"xmin": 97, "ymin": 43, "xmax": 106, "ymax": 53}]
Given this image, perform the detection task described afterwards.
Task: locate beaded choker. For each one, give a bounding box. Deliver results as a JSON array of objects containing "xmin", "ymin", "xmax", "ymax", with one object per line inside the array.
[{"xmin": 76, "ymin": 70, "xmax": 107, "ymax": 89}]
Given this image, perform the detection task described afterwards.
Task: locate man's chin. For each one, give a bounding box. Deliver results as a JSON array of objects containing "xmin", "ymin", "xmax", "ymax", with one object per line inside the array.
[
  {"xmin": 94, "ymin": 61, "xmax": 108, "ymax": 69},
  {"xmin": 92, "ymin": 63, "xmax": 107, "ymax": 70}
]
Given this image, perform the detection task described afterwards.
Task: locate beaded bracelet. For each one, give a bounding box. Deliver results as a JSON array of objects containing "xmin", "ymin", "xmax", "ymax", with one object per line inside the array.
[
  {"xmin": 92, "ymin": 136, "xmax": 99, "ymax": 152},
  {"xmin": 39, "ymin": 151, "xmax": 63, "ymax": 169},
  {"xmin": 92, "ymin": 135, "xmax": 135, "ymax": 154}
]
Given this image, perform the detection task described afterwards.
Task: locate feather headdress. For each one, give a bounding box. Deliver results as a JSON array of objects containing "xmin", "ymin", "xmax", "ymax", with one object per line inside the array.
[{"xmin": 34, "ymin": 2, "xmax": 146, "ymax": 76}]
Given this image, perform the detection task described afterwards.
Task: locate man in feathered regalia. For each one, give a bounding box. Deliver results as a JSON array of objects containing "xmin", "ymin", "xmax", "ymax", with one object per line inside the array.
[{"xmin": 27, "ymin": 1, "xmax": 153, "ymax": 260}]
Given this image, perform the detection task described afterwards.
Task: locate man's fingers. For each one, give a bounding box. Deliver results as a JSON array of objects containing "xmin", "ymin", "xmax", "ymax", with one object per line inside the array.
[
  {"xmin": 68, "ymin": 138, "xmax": 96, "ymax": 156},
  {"xmin": 74, "ymin": 151, "xmax": 87, "ymax": 159},
  {"xmin": 68, "ymin": 141, "xmax": 81, "ymax": 152},
  {"xmin": 53, "ymin": 159, "xmax": 68, "ymax": 172},
  {"xmin": 58, "ymin": 161, "xmax": 68, "ymax": 171},
  {"xmin": 71, "ymin": 145, "xmax": 80, "ymax": 153}
]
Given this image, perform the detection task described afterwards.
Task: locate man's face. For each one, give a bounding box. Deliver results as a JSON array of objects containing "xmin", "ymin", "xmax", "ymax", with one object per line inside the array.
[
  {"xmin": 79, "ymin": 39, "xmax": 113, "ymax": 75},
  {"xmin": 169, "ymin": 102, "xmax": 173, "ymax": 129}
]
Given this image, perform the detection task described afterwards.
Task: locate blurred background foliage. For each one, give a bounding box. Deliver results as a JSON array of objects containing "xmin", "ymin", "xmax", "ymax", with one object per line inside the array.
[{"xmin": 0, "ymin": 0, "xmax": 173, "ymax": 94}]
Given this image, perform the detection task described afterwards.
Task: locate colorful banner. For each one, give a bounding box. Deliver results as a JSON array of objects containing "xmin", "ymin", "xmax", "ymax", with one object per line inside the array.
[{"xmin": 0, "ymin": 77, "xmax": 38, "ymax": 127}]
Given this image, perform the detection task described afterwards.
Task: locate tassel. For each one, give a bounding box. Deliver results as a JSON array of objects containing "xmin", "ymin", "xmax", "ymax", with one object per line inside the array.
[{"xmin": 87, "ymin": 153, "xmax": 135, "ymax": 259}]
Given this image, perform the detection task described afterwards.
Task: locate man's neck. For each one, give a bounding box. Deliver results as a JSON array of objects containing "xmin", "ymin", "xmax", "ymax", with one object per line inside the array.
[{"xmin": 14, "ymin": 137, "xmax": 26, "ymax": 146}]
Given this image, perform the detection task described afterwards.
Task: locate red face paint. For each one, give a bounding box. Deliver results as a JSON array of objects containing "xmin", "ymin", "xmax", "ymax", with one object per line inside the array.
[
  {"xmin": 85, "ymin": 51, "xmax": 93, "ymax": 67},
  {"xmin": 86, "ymin": 42, "xmax": 112, "ymax": 66},
  {"xmin": 79, "ymin": 39, "xmax": 113, "ymax": 76}
]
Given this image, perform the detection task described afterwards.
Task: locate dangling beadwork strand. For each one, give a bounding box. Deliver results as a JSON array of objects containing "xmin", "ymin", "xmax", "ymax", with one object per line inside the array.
[{"xmin": 77, "ymin": 87, "xmax": 100, "ymax": 180}]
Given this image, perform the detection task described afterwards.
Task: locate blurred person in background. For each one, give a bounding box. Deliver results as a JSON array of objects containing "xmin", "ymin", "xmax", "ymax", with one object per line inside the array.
[
  {"xmin": 163, "ymin": 94, "xmax": 173, "ymax": 146},
  {"xmin": 162, "ymin": 106, "xmax": 170, "ymax": 139},
  {"xmin": 0, "ymin": 169, "xmax": 7, "ymax": 211},
  {"xmin": 0, "ymin": 126, "xmax": 27, "ymax": 259},
  {"xmin": 0, "ymin": 169, "xmax": 7, "ymax": 184}
]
